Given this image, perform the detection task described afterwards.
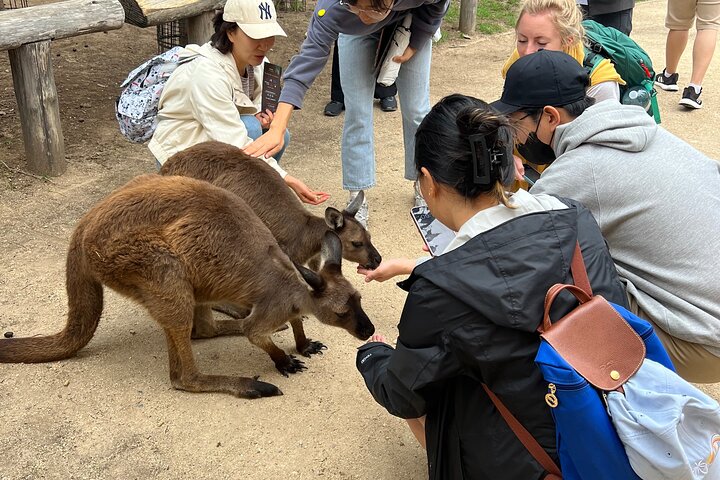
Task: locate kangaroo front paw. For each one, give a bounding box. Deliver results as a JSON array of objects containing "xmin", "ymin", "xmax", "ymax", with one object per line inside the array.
[
  {"xmin": 299, "ymin": 339, "xmax": 327, "ymax": 357},
  {"xmin": 275, "ymin": 354, "xmax": 307, "ymax": 377}
]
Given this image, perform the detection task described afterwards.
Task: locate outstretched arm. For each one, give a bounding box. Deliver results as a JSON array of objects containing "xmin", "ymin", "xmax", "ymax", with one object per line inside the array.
[{"xmin": 244, "ymin": 102, "xmax": 295, "ymax": 158}]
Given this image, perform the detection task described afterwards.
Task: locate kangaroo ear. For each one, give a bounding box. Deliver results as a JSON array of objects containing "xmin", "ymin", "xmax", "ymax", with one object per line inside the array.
[
  {"xmin": 324, "ymin": 207, "xmax": 344, "ymax": 230},
  {"xmin": 344, "ymin": 190, "xmax": 364, "ymax": 216},
  {"xmin": 320, "ymin": 231, "xmax": 342, "ymax": 270},
  {"xmin": 294, "ymin": 262, "xmax": 326, "ymax": 292}
]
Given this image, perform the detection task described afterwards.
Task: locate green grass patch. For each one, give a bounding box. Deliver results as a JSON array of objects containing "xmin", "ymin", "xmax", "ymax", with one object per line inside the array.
[{"xmin": 443, "ymin": 0, "xmax": 521, "ymax": 35}]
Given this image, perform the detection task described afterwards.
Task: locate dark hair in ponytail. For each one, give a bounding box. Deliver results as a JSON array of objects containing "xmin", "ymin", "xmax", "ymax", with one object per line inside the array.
[
  {"xmin": 211, "ymin": 9, "xmax": 238, "ymax": 54},
  {"xmin": 414, "ymin": 94, "xmax": 514, "ymax": 206}
]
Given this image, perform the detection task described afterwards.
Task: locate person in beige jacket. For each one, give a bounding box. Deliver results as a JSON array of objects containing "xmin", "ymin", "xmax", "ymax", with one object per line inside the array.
[{"xmin": 149, "ymin": 0, "xmax": 329, "ymax": 205}]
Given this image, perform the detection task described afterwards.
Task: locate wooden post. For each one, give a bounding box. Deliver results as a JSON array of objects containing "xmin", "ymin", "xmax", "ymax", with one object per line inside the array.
[
  {"xmin": 459, "ymin": 0, "xmax": 478, "ymax": 36},
  {"xmin": 8, "ymin": 41, "xmax": 66, "ymax": 176},
  {"xmin": 186, "ymin": 10, "xmax": 215, "ymax": 45}
]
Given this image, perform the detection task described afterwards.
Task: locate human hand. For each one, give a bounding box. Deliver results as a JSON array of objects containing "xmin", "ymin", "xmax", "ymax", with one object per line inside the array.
[
  {"xmin": 367, "ymin": 333, "xmax": 389, "ymax": 344},
  {"xmin": 244, "ymin": 125, "xmax": 285, "ymax": 158},
  {"xmin": 392, "ymin": 45, "xmax": 417, "ymax": 64},
  {"xmin": 284, "ymin": 174, "xmax": 330, "ymax": 205},
  {"xmin": 357, "ymin": 258, "xmax": 415, "ymax": 282},
  {"xmin": 255, "ymin": 109, "xmax": 274, "ymax": 129},
  {"xmin": 513, "ymin": 154, "xmax": 525, "ymax": 182}
]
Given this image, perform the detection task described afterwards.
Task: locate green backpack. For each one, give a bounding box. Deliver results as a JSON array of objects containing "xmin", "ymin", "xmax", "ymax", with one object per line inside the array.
[{"xmin": 582, "ymin": 19, "xmax": 661, "ymax": 124}]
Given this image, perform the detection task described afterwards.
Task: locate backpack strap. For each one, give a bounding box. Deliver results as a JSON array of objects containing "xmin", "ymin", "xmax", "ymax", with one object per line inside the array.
[
  {"xmin": 482, "ymin": 384, "xmax": 562, "ymax": 478},
  {"xmin": 570, "ymin": 242, "xmax": 592, "ymax": 296}
]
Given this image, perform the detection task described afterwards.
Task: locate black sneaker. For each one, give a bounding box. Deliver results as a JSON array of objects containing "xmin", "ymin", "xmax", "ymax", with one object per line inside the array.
[
  {"xmin": 323, "ymin": 100, "xmax": 344, "ymax": 117},
  {"xmin": 654, "ymin": 69, "xmax": 679, "ymax": 91},
  {"xmin": 379, "ymin": 96, "xmax": 398, "ymax": 112},
  {"xmin": 679, "ymin": 86, "xmax": 703, "ymax": 109}
]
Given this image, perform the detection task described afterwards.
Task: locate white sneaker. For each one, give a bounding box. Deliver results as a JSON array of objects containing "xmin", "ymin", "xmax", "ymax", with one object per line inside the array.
[
  {"xmin": 348, "ymin": 190, "xmax": 369, "ymax": 229},
  {"xmin": 413, "ymin": 181, "xmax": 427, "ymax": 207}
]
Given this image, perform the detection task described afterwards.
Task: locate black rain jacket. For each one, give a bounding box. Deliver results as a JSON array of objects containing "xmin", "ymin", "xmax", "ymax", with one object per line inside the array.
[{"xmin": 356, "ymin": 199, "xmax": 628, "ymax": 479}]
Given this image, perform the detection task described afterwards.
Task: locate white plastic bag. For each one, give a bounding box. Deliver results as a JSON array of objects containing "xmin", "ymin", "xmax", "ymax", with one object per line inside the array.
[{"xmin": 376, "ymin": 15, "xmax": 412, "ymax": 87}]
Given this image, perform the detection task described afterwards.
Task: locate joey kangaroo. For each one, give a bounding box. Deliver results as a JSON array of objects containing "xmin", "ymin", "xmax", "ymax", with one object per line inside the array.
[
  {"xmin": 159, "ymin": 141, "xmax": 382, "ymax": 270},
  {"xmin": 0, "ymin": 175, "xmax": 375, "ymax": 398}
]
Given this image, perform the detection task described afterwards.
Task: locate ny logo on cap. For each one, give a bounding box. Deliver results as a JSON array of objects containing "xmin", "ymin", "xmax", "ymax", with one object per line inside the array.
[{"xmin": 258, "ymin": 2, "xmax": 272, "ymax": 19}]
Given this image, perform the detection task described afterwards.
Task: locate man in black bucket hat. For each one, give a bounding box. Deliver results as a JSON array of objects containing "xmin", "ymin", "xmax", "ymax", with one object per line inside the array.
[{"xmin": 494, "ymin": 49, "xmax": 720, "ymax": 384}]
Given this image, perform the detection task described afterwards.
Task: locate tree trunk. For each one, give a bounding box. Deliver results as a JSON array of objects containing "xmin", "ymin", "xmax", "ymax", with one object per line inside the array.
[{"xmin": 459, "ymin": 0, "xmax": 478, "ymax": 36}]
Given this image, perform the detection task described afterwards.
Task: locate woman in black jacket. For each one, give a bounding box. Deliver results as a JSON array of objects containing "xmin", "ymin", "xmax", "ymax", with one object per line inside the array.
[{"xmin": 355, "ymin": 94, "xmax": 628, "ymax": 479}]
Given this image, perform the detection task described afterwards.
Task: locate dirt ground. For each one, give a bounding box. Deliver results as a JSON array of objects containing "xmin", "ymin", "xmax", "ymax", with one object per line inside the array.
[{"xmin": 0, "ymin": 1, "xmax": 718, "ymax": 479}]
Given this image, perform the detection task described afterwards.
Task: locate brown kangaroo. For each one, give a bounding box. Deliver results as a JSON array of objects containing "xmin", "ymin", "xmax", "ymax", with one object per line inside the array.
[
  {"xmin": 159, "ymin": 141, "xmax": 382, "ymax": 270},
  {"xmin": 0, "ymin": 174, "xmax": 375, "ymax": 398}
]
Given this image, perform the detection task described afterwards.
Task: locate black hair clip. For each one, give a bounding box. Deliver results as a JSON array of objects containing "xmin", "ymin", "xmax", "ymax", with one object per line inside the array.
[{"xmin": 469, "ymin": 133, "xmax": 506, "ymax": 185}]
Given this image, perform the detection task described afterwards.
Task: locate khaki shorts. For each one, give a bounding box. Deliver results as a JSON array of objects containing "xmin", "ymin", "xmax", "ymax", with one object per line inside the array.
[
  {"xmin": 628, "ymin": 295, "xmax": 720, "ymax": 384},
  {"xmin": 666, "ymin": 0, "xmax": 720, "ymax": 30}
]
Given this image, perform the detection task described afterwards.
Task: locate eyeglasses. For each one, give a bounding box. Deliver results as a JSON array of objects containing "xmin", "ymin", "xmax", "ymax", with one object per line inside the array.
[{"xmin": 338, "ymin": 0, "xmax": 392, "ymax": 20}]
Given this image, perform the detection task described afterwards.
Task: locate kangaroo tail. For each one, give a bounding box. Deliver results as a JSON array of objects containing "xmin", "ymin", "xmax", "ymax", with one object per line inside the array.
[{"xmin": 0, "ymin": 229, "xmax": 103, "ymax": 363}]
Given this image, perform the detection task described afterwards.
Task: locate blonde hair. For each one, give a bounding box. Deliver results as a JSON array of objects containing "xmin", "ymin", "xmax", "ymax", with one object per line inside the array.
[{"xmin": 516, "ymin": 0, "xmax": 585, "ymax": 50}]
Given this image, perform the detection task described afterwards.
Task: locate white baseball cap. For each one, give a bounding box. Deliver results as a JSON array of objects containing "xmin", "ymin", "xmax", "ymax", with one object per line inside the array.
[{"xmin": 223, "ymin": 0, "xmax": 287, "ymax": 39}]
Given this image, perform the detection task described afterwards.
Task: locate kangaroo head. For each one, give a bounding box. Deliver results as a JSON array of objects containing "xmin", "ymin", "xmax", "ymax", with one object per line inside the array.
[
  {"xmin": 295, "ymin": 232, "xmax": 375, "ymax": 340},
  {"xmin": 324, "ymin": 191, "xmax": 382, "ymax": 270}
]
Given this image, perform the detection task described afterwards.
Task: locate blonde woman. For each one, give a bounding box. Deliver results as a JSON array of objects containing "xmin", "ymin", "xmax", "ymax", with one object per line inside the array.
[{"xmin": 502, "ymin": 0, "xmax": 625, "ymax": 102}]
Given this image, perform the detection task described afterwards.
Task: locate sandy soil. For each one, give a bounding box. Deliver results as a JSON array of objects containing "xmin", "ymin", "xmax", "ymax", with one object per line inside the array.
[{"xmin": 0, "ymin": 1, "xmax": 718, "ymax": 478}]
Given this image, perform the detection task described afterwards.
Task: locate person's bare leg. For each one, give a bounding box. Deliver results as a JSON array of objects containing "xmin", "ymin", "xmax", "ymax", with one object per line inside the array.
[
  {"xmin": 690, "ymin": 29, "xmax": 718, "ymax": 84},
  {"xmin": 666, "ymin": 29, "xmax": 690, "ymax": 73},
  {"xmin": 406, "ymin": 416, "xmax": 427, "ymax": 449}
]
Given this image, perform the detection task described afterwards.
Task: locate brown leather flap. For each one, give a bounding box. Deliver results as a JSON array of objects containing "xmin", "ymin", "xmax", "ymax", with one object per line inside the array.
[{"xmin": 541, "ymin": 291, "xmax": 645, "ymax": 391}]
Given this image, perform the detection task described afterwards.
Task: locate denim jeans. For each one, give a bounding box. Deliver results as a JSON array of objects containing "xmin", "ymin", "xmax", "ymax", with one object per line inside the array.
[
  {"xmin": 154, "ymin": 116, "xmax": 291, "ymax": 171},
  {"xmin": 338, "ymin": 32, "xmax": 432, "ymax": 191},
  {"xmin": 240, "ymin": 114, "xmax": 291, "ymax": 163}
]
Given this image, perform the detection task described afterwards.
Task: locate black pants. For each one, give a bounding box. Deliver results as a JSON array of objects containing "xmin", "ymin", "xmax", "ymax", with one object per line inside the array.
[
  {"xmin": 581, "ymin": 6, "xmax": 634, "ymax": 36},
  {"xmin": 330, "ymin": 40, "xmax": 397, "ymax": 104}
]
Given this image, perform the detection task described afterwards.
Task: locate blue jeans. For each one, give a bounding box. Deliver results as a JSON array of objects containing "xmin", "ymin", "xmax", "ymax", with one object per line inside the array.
[
  {"xmin": 154, "ymin": 116, "xmax": 290, "ymax": 170},
  {"xmin": 240, "ymin": 115, "xmax": 291, "ymax": 163},
  {"xmin": 338, "ymin": 32, "xmax": 432, "ymax": 191}
]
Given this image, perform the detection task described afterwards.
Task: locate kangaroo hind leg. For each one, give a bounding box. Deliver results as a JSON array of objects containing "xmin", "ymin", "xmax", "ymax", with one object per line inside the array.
[
  {"xmin": 147, "ymin": 283, "xmax": 281, "ymax": 398},
  {"xmin": 191, "ymin": 305, "xmax": 248, "ymax": 339}
]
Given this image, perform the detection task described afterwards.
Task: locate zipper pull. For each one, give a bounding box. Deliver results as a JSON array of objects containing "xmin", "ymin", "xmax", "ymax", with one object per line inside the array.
[
  {"xmin": 640, "ymin": 61, "xmax": 652, "ymax": 79},
  {"xmin": 602, "ymin": 392, "xmax": 612, "ymax": 417},
  {"xmin": 545, "ymin": 383, "xmax": 558, "ymax": 408}
]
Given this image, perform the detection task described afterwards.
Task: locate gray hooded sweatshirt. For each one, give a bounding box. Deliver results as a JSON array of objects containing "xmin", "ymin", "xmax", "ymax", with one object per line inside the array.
[{"xmin": 531, "ymin": 100, "xmax": 720, "ymax": 355}]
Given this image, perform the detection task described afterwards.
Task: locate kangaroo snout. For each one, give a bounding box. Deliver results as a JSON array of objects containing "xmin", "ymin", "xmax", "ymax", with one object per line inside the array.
[
  {"xmin": 355, "ymin": 317, "xmax": 376, "ymax": 341},
  {"xmin": 363, "ymin": 248, "xmax": 382, "ymax": 270}
]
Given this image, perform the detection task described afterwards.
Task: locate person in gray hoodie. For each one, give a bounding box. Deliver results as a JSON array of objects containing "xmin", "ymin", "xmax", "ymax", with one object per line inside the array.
[
  {"xmin": 243, "ymin": 0, "xmax": 450, "ymax": 227},
  {"xmin": 492, "ymin": 49, "xmax": 720, "ymax": 383}
]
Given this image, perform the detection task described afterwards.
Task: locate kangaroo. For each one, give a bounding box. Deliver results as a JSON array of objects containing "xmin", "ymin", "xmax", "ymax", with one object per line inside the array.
[
  {"xmin": 0, "ymin": 175, "xmax": 375, "ymax": 398},
  {"xmin": 159, "ymin": 141, "xmax": 382, "ymax": 270}
]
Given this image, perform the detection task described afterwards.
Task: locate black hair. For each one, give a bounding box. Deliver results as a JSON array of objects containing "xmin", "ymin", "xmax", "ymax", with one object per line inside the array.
[
  {"xmin": 344, "ymin": 0, "xmax": 391, "ymax": 11},
  {"xmin": 210, "ymin": 9, "xmax": 238, "ymax": 54},
  {"xmin": 518, "ymin": 95, "xmax": 596, "ymax": 120},
  {"xmin": 414, "ymin": 94, "xmax": 514, "ymax": 204},
  {"xmin": 563, "ymin": 95, "xmax": 596, "ymax": 117}
]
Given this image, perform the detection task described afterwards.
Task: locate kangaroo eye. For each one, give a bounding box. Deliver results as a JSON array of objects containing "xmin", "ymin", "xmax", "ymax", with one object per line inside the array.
[{"xmin": 351, "ymin": 241, "xmax": 364, "ymax": 248}]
